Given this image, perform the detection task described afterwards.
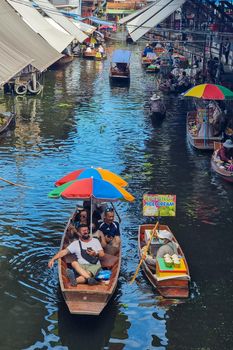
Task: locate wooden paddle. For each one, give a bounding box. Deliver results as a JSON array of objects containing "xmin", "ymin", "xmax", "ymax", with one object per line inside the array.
[
  {"xmin": 0, "ymin": 177, "xmax": 32, "ymax": 188},
  {"xmin": 130, "ymin": 221, "xmax": 159, "ymax": 284}
]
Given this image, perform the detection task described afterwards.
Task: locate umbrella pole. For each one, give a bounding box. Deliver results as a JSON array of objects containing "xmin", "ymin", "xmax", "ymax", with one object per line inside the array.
[
  {"xmin": 111, "ymin": 202, "xmax": 121, "ymax": 223},
  {"xmin": 90, "ymin": 197, "xmax": 93, "ymax": 235}
]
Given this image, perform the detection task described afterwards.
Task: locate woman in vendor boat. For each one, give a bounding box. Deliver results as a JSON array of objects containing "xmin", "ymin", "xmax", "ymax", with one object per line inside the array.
[
  {"xmin": 145, "ymin": 230, "xmax": 178, "ymax": 267},
  {"xmin": 217, "ymin": 139, "xmax": 233, "ymax": 163}
]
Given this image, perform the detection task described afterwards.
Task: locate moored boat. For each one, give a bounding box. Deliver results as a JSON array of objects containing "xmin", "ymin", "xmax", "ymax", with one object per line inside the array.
[
  {"xmin": 58, "ymin": 217, "xmax": 121, "ymax": 315},
  {"xmin": 0, "ymin": 112, "xmax": 16, "ymax": 135},
  {"xmin": 211, "ymin": 141, "xmax": 233, "ymax": 182},
  {"xmin": 138, "ymin": 224, "xmax": 190, "ymax": 298},
  {"xmin": 187, "ymin": 111, "xmax": 222, "ymax": 150}
]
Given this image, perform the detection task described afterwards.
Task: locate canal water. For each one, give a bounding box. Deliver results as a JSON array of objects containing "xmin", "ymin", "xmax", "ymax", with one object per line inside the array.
[{"xmin": 0, "ymin": 41, "xmax": 233, "ymax": 350}]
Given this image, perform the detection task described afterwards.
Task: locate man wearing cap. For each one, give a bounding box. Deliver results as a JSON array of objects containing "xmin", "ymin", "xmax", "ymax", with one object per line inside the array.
[
  {"xmin": 217, "ymin": 139, "xmax": 233, "ymax": 163},
  {"xmin": 97, "ymin": 208, "xmax": 121, "ymax": 255}
]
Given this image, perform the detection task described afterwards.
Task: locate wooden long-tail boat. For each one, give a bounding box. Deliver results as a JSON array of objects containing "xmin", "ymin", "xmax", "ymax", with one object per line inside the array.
[
  {"xmin": 138, "ymin": 224, "xmax": 190, "ymax": 298},
  {"xmin": 211, "ymin": 141, "xmax": 233, "ymax": 182},
  {"xmin": 0, "ymin": 112, "xmax": 16, "ymax": 135},
  {"xmin": 187, "ymin": 111, "xmax": 222, "ymax": 150},
  {"xmin": 109, "ymin": 49, "xmax": 131, "ymax": 83},
  {"xmin": 58, "ymin": 218, "xmax": 121, "ymax": 315}
]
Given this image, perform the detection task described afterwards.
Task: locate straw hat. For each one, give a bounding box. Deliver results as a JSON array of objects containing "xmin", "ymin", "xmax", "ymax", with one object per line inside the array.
[{"xmin": 150, "ymin": 94, "xmax": 161, "ymax": 101}]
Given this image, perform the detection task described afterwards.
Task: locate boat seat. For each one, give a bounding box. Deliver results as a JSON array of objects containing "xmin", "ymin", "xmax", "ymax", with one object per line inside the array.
[{"xmin": 100, "ymin": 253, "xmax": 118, "ymax": 269}]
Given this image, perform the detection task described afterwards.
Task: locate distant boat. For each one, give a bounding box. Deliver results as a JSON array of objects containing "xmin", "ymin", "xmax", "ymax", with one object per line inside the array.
[
  {"xmin": 138, "ymin": 224, "xmax": 190, "ymax": 298},
  {"xmin": 109, "ymin": 49, "xmax": 131, "ymax": 83},
  {"xmin": 0, "ymin": 112, "xmax": 16, "ymax": 135},
  {"xmin": 187, "ymin": 111, "xmax": 222, "ymax": 150},
  {"xmin": 211, "ymin": 142, "xmax": 233, "ymax": 182}
]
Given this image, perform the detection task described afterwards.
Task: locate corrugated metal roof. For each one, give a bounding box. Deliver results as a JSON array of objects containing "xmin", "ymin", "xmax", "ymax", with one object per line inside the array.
[
  {"xmin": 7, "ymin": 0, "xmax": 74, "ymax": 53},
  {"xmin": 0, "ymin": 0, "xmax": 62, "ymax": 72},
  {"xmin": 0, "ymin": 40, "xmax": 33, "ymax": 86},
  {"xmin": 127, "ymin": 0, "xmax": 186, "ymax": 42},
  {"xmin": 34, "ymin": 0, "xmax": 88, "ymax": 42},
  {"xmin": 118, "ymin": 2, "xmax": 158, "ymax": 24}
]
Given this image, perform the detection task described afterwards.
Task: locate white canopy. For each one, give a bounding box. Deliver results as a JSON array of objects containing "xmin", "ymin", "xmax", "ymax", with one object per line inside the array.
[
  {"xmin": 72, "ymin": 20, "xmax": 96, "ymax": 35},
  {"xmin": 0, "ymin": 0, "xmax": 62, "ymax": 72},
  {"xmin": 118, "ymin": 2, "xmax": 157, "ymax": 25},
  {"xmin": 127, "ymin": 0, "xmax": 186, "ymax": 42},
  {"xmin": 34, "ymin": 0, "xmax": 88, "ymax": 42},
  {"xmin": 0, "ymin": 40, "xmax": 33, "ymax": 86},
  {"xmin": 7, "ymin": 0, "xmax": 74, "ymax": 53}
]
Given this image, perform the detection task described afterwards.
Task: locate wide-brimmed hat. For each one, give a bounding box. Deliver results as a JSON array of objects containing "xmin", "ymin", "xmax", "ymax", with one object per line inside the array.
[
  {"xmin": 157, "ymin": 230, "xmax": 173, "ymax": 241},
  {"xmin": 223, "ymin": 139, "xmax": 233, "ymax": 148},
  {"xmin": 150, "ymin": 94, "xmax": 161, "ymax": 101}
]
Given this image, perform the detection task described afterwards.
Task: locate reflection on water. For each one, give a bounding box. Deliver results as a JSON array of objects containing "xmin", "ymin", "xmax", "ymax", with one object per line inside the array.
[{"xmin": 0, "ymin": 42, "xmax": 233, "ymax": 350}]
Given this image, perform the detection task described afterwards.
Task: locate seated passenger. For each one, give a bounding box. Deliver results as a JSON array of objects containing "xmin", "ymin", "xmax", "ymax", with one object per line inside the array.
[
  {"xmin": 97, "ymin": 208, "xmax": 121, "ymax": 255},
  {"xmin": 72, "ymin": 209, "xmax": 89, "ymax": 229},
  {"xmin": 48, "ymin": 224, "xmax": 104, "ymax": 286},
  {"xmin": 217, "ymin": 139, "xmax": 233, "ymax": 163},
  {"xmin": 85, "ymin": 46, "xmax": 92, "ymax": 53}
]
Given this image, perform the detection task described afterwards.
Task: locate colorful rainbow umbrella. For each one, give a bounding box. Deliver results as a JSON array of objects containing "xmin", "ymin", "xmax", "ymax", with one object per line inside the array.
[
  {"xmin": 183, "ymin": 84, "xmax": 233, "ymax": 100},
  {"xmin": 49, "ymin": 178, "xmax": 134, "ymax": 202},
  {"xmin": 55, "ymin": 167, "xmax": 128, "ymax": 187}
]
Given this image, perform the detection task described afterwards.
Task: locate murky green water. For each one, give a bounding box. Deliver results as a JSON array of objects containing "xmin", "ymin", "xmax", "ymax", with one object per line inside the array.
[{"xmin": 0, "ymin": 42, "xmax": 233, "ymax": 350}]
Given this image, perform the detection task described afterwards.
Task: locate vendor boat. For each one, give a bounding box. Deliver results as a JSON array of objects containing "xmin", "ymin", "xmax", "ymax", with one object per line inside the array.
[
  {"xmin": 211, "ymin": 142, "xmax": 233, "ymax": 182},
  {"xmin": 0, "ymin": 112, "xmax": 16, "ymax": 135},
  {"xmin": 138, "ymin": 224, "xmax": 190, "ymax": 298},
  {"xmin": 187, "ymin": 111, "xmax": 222, "ymax": 150},
  {"xmin": 58, "ymin": 216, "xmax": 121, "ymax": 315}
]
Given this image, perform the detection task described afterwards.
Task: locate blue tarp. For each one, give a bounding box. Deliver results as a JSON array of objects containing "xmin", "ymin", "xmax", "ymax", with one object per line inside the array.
[
  {"xmin": 60, "ymin": 11, "xmax": 83, "ymax": 21},
  {"xmin": 88, "ymin": 16, "xmax": 114, "ymax": 26},
  {"xmin": 111, "ymin": 50, "xmax": 131, "ymax": 63}
]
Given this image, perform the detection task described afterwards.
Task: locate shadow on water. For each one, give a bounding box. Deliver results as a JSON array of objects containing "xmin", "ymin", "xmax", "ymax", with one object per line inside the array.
[{"xmin": 58, "ymin": 292, "xmax": 129, "ymax": 350}]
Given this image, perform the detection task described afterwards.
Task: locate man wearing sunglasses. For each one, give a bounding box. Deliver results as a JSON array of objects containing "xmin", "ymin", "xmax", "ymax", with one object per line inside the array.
[{"xmin": 97, "ymin": 208, "xmax": 121, "ymax": 255}]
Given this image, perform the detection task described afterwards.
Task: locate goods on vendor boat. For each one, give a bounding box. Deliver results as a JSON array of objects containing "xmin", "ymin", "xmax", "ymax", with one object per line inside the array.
[
  {"xmin": 138, "ymin": 224, "xmax": 190, "ymax": 298},
  {"xmin": 211, "ymin": 142, "xmax": 233, "ymax": 182},
  {"xmin": 0, "ymin": 112, "xmax": 16, "ymax": 135},
  {"xmin": 187, "ymin": 111, "xmax": 222, "ymax": 150},
  {"xmin": 58, "ymin": 214, "xmax": 121, "ymax": 315}
]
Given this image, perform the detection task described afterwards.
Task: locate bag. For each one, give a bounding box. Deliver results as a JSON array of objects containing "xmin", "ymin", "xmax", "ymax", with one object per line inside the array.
[
  {"xmin": 95, "ymin": 269, "xmax": 112, "ymax": 280},
  {"xmin": 79, "ymin": 241, "xmax": 99, "ymax": 264}
]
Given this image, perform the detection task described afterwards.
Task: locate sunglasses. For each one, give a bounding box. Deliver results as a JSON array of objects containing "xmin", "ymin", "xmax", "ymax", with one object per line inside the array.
[
  {"xmin": 80, "ymin": 214, "xmax": 87, "ymax": 218},
  {"xmin": 105, "ymin": 208, "xmax": 114, "ymax": 213}
]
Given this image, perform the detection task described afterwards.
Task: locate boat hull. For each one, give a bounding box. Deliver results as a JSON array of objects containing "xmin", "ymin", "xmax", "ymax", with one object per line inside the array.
[
  {"xmin": 211, "ymin": 154, "xmax": 233, "ymax": 183},
  {"xmin": 138, "ymin": 224, "xmax": 190, "ymax": 298},
  {"xmin": 59, "ymin": 219, "xmax": 121, "ymax": 315},
  {"xmin": 0, "ymin": 112, "xmax": 16, "ymax": 135}
]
